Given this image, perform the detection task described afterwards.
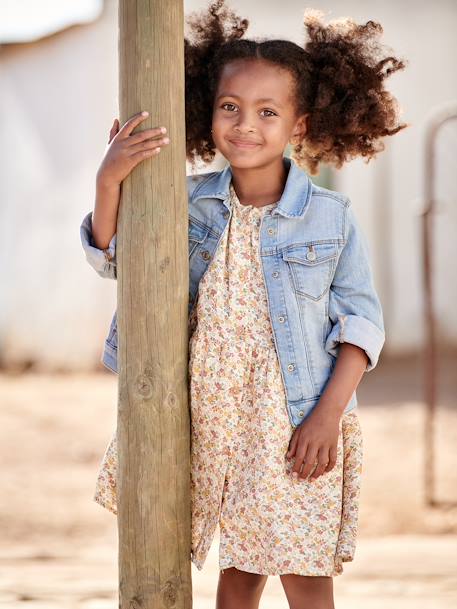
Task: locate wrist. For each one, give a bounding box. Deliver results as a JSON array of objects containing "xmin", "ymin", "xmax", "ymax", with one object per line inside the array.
[
  {"xmin": 314, "ymin": 396, "xmax": 345, "ymax": 420},
  {"xmin": 96, "ymin": 171, "xmax": 121, "ymax": 192}
]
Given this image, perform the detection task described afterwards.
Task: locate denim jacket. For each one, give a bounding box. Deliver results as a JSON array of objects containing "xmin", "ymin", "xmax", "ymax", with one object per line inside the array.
[{"xmin": 80, "ymin": 156, "xmax": 385, "ymax": 428}]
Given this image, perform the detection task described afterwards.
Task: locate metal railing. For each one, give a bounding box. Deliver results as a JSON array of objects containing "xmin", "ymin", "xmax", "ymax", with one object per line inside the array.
[{"xmin": 422, "ymin": 103, "xmax": 457, "ymax": 507}]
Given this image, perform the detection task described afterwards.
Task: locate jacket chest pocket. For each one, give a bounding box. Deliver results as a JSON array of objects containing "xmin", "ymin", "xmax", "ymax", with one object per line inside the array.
[
  {"xmin": 188, "ymin": 217, "xmax": 209, "ymax": 259},
  {"xmin": 283, "ymin": 242, "xmax": 338, "ymax": 301}
]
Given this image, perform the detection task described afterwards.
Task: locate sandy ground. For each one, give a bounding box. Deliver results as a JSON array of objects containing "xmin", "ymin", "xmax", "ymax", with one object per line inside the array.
[{"xmin": 1, "ymin": 356, "xmax": 457, "ymax": 608}]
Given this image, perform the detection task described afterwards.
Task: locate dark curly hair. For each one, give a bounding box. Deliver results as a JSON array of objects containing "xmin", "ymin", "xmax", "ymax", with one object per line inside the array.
[{"xmin": 184, "ymin": 0, "xmax": 408, "ymax": 174}]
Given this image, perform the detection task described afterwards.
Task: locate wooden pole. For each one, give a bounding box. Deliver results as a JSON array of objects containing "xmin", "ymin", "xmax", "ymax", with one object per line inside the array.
[{"xmin": 117, "ymin": 1, "xmax": 192, "ymax": 607}]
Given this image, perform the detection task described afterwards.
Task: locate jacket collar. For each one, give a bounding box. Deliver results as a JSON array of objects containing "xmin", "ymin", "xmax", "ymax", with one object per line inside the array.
[{"xmin": 192, "ymin": 156, "xmax": 313, "ymax": 218}]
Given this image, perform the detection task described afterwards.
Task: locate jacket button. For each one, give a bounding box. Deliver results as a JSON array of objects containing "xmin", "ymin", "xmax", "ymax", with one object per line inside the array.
[
  {"xmin": 298, "ymin": 410, "xmax": 304, "ymax": 417},
  {"xmin": 287, "ymin": 363, "xmax": 295, "ymax": 372},
  {"xmin": 223, "ymin": 211, "xmax": 230, "ymax": 219},
  {"xmin": 201, "ymin": 250, "xmax": 210, "ymax": 260},
  {"xmin": 278, "ymin": 315, "xmax": 285, "ymax": 323},
  {"xmin": 272, "ymin": 271, "xmax": 279, "ymax": 278},
  {"xmin": 267, "ymin": 227, "xmax": 274, "ymax": 235},
  {"xmin": 306, "ymin": 250, "xmax": 316, "ymax": 261}
]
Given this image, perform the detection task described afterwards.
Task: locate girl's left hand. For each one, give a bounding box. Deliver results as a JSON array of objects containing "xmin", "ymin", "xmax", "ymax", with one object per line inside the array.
[{"xmin": 286, "ymin": 407, "xmax": 340, "ymax": 481}]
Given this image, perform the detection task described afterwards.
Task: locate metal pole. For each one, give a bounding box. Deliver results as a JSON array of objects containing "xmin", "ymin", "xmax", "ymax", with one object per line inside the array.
[{"xmin": 423, "ymin": 104, "xmax": 457, "ymax": 507}]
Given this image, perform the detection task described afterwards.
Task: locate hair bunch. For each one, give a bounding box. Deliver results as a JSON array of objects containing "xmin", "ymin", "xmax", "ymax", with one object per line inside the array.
[{"xmin": 184, "ymin": 0, "xmax": 408, "ymax": 174}]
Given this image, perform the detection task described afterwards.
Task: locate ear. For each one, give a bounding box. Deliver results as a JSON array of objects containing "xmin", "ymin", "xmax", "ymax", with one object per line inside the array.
[{"xmin": 290, "ymin": 113, "xmax": 308, "ymax": 146}]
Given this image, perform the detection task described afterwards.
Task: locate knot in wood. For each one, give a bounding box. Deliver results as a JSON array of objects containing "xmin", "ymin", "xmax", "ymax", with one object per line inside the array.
[
  {"xmin": 166, "ymin": 391, "xmax": 177, "ymax": 409},
  {"xmin": 136, "ymin": 373, "xmax": 154, "ymax": 399},
  {"xmin": 159, "ymin": 256, "xmax": 170, "ymax": 273},
  {"xmin": 162, "ymin": 579, "xmax": 178, "ymax": 606}
]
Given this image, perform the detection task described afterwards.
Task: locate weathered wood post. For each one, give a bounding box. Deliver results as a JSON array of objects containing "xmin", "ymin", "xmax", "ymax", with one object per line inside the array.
[{"xmin": 117, "ymin": 1, "xmax": 192, "ymax": 607}]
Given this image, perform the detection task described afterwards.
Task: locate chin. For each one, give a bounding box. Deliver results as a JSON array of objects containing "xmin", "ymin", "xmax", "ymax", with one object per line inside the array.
[{"xmin": 221, "ymin": 149, "xmax": 268, "ymax": 168}]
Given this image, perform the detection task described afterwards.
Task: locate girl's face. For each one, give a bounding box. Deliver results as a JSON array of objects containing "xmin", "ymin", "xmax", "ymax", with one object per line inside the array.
[{"xmin": 212, "ymin": 58, "xmax": 307, "ymax": 169}]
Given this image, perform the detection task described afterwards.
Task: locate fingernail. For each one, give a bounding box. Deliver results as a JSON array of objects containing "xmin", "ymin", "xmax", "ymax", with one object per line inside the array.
[
  {"xmin": 292, "ymin": 472, "xmax": 298, "ymax": 478},
  {"xmin": 141, "ymin": 111, "xmax": 149, "ymax": 116},
  {"xmin": 161, "ymin": 126, "xmax": 167, "ymax": 133}
]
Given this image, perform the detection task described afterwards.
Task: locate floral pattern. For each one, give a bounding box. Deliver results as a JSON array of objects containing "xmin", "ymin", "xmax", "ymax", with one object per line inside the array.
[{"xmin": 93, "ymin": 181, "xmax": 364, "ymax": 577}]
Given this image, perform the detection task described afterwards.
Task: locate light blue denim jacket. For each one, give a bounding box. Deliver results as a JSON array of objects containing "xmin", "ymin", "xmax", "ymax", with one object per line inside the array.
[{"xmin": 80, "ymin": 156, "xmax": 385, "ymax": 428}]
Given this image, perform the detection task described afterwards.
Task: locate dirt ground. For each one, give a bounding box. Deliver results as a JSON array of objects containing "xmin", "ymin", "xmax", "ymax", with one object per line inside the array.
[{"xmin": 1, "ymin": 354, "xmax": 456, "ymax": 608}]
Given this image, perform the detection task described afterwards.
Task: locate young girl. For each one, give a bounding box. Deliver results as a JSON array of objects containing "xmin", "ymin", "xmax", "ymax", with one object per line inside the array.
[{"xmin": 80, "ymin": 1, "xmax": 406, "ymax": 607}]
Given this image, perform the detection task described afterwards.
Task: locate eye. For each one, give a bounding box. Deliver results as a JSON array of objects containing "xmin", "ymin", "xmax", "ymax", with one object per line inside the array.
[
  {"xmin": 221, "ymin": 102, "xmax": 237, "ymax": 111},
  {"xmin": 260, "ymin": 109, "xmax": 277, "ymax": 117}
]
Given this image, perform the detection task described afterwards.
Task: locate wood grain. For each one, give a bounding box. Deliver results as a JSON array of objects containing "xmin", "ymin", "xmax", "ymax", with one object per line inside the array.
[{"xmin": 117, "ymin": 1, "xmax": 192, "ymax": 607}]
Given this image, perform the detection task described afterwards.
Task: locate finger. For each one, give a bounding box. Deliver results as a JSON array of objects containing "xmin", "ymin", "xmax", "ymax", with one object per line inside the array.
[
  {"xmin": 291, "ymin": 440, "xmax": 310, "ymax": 478},
  {"xmin": 286, "ymin": 429, "xmax": 299, "ymax": 460},
  {"xmin": 128, "ymin": 136, "xmax": 169, "ymax": 157},
  {"xmin": 127, "ymin": 126, "xmax": 167, "ymax": 147},
  {"xmin": 324, "ymin": 445, "xmax": 337, "ymax": 473},
  {"xmin": 108, "ymin": 118, "xmax": 119, "ymax": 144},
  {"xmin": 310, "ymin": 446, "xmax": 330, "ymax": 479},
  {"xmin": 299, "ymin": 445, "xmax": 318, "ymax": 479},
  {"xmin": 118, "ymin": 111, "xmax": 150, "ymax": 139},
  {"xmin": 130, "ymin": 146, "xmax": 162, "ymax": 164}
]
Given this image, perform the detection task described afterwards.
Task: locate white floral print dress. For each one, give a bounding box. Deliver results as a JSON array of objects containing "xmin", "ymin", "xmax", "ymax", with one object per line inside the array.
[{"xmin": 93, "ymin": 181, "xmax": 364, "ymax": 577}]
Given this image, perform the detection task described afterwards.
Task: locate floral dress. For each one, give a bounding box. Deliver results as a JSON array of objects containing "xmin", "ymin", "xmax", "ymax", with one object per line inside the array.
[{"xmin": 93, "ymin": 181, "xmax": 364, "ymax": 577}]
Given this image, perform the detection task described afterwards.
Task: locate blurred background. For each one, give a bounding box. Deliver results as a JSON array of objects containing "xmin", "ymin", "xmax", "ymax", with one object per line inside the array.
[{"xmin": 1, "ymin": 0, "xmax": 456, "ymax": 607}]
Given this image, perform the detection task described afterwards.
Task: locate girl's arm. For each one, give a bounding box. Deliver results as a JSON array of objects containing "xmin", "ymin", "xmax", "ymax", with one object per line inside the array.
[
  {"xmin": 286, "ymin": 201, "xmax": 385, "ymax": 480},
  {"xmin": 79, "ymin": 111, "xmax": 170, "ymax": 279},
  {"xmin": 315, "ymin": 342, "xmax": 368, "ymax": 419},
  {"xmin": 91, "ymin": 178, "xmax": 121, "ymax": 250},
  {"xmin": 286, "ymin": 342, "xmax": 368, "ymax": 481}
]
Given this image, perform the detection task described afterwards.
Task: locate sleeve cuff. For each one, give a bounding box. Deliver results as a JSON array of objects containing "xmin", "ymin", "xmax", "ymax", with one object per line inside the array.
[
  {"xmin": 80, "ymin": 211, "xmax": 117, "ymax": 279},
  {"xmin": 325, "ymin": 313, "xmax": 385, "ymax": 372}
]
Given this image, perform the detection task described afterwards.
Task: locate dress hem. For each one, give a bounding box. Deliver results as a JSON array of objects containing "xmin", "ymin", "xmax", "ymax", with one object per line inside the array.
[
  {"xmin": 93, "ymin": 494, "xmax": 117, "ymax": 516},
  {"xmin": 216, "ymin": 560, "xmax": 349, "ymax": 577}
]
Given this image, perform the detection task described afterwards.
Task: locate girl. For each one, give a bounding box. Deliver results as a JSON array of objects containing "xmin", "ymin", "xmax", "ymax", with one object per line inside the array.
[{"xmin": 80, "ymin": 2, "xmax": 406, "ymax": 607}]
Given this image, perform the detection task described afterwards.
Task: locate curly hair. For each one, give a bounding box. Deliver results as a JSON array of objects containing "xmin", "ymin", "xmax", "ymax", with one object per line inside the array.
[{"xmin": 184, "ymin": 0, "xmax": 408, "ymax": 175}]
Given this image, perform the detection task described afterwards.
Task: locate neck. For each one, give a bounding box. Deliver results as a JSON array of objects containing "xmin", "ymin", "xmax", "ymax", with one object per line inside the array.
[{"xmin": 230, "ymin": 156, "xmax": 288, "ymax": 207}]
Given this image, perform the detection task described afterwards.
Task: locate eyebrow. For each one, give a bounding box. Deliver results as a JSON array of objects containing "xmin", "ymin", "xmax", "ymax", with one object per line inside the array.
[{"xmin": 216, "ymin": 93, "xmax": 283, "ymax": 108}]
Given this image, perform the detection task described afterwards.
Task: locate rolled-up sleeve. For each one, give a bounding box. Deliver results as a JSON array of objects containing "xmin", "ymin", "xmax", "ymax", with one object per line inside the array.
[
  {"xmin": 325, "ymin": 203, "xmax": 385, "ymax": 372},
  {"xmin": 79, "ymin": 211, "xmax": 117, "ymax": 280}
]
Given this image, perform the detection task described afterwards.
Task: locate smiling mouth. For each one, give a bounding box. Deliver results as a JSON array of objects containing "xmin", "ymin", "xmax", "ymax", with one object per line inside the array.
[{"xmin": 228, "ymin": 139, "xmax": 261, "ymax": 149}]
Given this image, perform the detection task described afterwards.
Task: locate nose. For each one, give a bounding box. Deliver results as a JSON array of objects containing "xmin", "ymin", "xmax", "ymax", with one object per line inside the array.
[{"xmin": 234, "ymin": 110, "xmax": 257, "ymax": 133}]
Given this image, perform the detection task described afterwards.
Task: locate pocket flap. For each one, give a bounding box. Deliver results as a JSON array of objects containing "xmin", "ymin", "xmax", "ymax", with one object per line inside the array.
[{"xmin": 283, "ymin": 242, "xmax": 338, "ymax": 266}]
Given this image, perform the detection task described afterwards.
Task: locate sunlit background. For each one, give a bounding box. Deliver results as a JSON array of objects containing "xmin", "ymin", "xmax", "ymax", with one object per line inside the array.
[{"xmin": 1, "ymin": 1, "xmax": 456, "ymax": 607}]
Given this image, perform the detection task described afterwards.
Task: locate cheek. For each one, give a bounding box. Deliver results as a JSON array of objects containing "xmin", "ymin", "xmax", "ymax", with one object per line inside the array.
[
  {"xmin": 263, "ymin": 123, "xmax": 289, "ymax": 142},
  {"xmin": 213, "ymin": 112, "xmax": 230, "ymax": 128}
]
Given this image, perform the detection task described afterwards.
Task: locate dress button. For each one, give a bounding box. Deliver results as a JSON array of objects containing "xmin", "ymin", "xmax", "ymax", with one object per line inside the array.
[
  {"xmin": 201, "ymin": 250, "xmax": 210, "ymax": 260},
  {"xmin": 278, "ymin": 315, "xmax": 285, "ymax": 323},
  {"xmin": 267, "ymin": 227, "xmax": 274, "ymax": 235},
  {"xmin": 298, "ymin": 410, "xmax": 304, "ymax": 417},
  {"xmin": 287, "ymin": 363, "xmax": 295, "ymax": 372},
  {"xmin": 306, "ymin": 250, "xmax": 316, "ymax": 261},
  {"xmin": 272, "ymin": 271, "xmax": 279, "ymax": 278}
]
